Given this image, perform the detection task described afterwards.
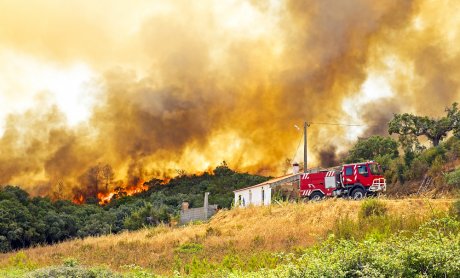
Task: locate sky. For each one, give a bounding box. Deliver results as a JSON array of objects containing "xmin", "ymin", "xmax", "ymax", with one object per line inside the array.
[{"xmin": 0, "ymin": 0, "xmax": 459, "ymax": 197}]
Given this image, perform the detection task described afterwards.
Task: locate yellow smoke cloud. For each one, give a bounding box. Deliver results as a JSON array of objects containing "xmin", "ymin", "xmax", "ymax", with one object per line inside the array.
[{"xmin": 0, "ymin": 0, "xmax": 459, "ymax": 197}]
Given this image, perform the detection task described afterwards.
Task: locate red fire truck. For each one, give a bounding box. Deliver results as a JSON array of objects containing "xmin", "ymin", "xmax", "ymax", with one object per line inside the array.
[{"xmin": 300, "ymin": 161, "xmax": 386, "ymax": 200}]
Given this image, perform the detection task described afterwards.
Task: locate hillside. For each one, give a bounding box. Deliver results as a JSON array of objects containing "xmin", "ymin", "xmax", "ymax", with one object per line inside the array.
[
  {"xmin": 1, "ymin": 136, "xmax": 459, "ymax": 256},
  {"xmin": 0, "ymin": 198, "xmax": 455, "ymax": 277},
  {"xmin": 0, "ymin": 166, "xmax": 269, "ymax": 253}
]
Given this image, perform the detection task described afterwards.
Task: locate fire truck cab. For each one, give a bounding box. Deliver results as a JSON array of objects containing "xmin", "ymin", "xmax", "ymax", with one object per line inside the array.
[{"xmin": 299, "ymin": 161, "xmax": 386, "ymax": 200}]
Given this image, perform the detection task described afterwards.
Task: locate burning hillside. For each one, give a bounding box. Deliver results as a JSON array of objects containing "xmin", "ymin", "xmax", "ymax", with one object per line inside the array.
[
  {"xmin": 97, "ymin": 180, "xmax": 148, "ymax": 205},
  {"xmin": 0, "ymin": 0, "xmax": 459, "ymax": 197},
  {"xmin": 72, "ymin": 182, "xmax": 149, "ymax": 205}
]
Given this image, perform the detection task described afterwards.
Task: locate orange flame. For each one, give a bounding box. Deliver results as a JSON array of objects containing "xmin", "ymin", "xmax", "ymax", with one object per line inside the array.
[
  {"xmin": 97, "ymin": 179, "xmax": 148, "ymax": 205},
  {"xmin": 72, "ymin": 194, "xmax": 85, "ymax": 204},
  {"xmin": 161, "ymin": 177, "xmax": 171, "ymax": 184}
]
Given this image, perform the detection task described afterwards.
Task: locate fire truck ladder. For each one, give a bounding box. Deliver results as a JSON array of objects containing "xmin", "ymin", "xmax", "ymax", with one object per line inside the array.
[{"xmin": 417, "ymin": 175, "xmax": 433, "ymax": 195}]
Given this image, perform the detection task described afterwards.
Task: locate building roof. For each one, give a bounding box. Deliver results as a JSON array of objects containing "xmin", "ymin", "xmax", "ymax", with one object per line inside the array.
[{"xmin": 233, "ymin": 173, "xmax": 301, "ymax": 193}]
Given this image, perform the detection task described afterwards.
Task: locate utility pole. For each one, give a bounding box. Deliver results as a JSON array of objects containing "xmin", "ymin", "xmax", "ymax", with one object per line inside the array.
[
  {"xmin": 303, "ymin": 121, "xmax": 310, "ymax": 173},
  {"xmin": 294, "ymin": 121, "xmax": 360, "ymax": 173}
]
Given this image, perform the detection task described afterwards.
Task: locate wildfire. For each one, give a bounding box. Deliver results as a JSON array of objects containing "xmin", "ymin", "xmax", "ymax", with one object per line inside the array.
[
  {"xmin": 161, "ymin": 177, "xmax": 171, "ymax": 184},
  {"xmin": 72, "ymin": 194, "xmax": 85, "ymax": 205},
  {"xmin": 97, "ymin": 179, "xmax": 148, "ymax": 205},
  {"xmin": 70, "ymin": 177, "xmax": 171, "ymax": 206}
]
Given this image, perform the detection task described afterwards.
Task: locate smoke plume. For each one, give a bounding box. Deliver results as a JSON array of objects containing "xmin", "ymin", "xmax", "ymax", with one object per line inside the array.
[{"xmin": 0, "ymin": 0, "xmax": 459, "ymax": 198}]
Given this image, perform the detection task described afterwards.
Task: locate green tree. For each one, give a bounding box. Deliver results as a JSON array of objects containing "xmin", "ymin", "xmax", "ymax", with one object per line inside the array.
[
  {"xmin": 389, "ymin": 103, "xmax": 459, "ymax": 147},
  {"xmin": 448, "ymin": 102, "xmax": 460, "ymax": 138},
  {"xmin": 0, "ymin": 185, "xmax": 29, "ymax": 204},
  {"xmin": 123, "ymin": 203, "xmax": 170, "ymax": 230},
  {"xmin": 213, "ymin": 161, "xmax": 234, "ymax": 176},
  {"xmin": 0, "ymin": 199, "xmax": 35, "ymax": 249},
  {"xmin": 345, "ymin": 136, "xmax": 399, "ymax": 163}
]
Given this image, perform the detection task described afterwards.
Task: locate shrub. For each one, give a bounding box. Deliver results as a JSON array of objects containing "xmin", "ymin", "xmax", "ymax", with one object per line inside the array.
[
  {"xmin": 446, "ymin": 168, "xmax": 460, "ymax": 187},
  {"xmin": 359, "ymin": 199, "xmax": 388, "ymax": 218},
  {"xmin": 332, "ymin": 213, "xmax": 423, "ymax": 242},
  {"xmin": 406, "ymin": 158, "xmax": 429, "ymax": 180},
  {"xmin": 63, "ymin": 257, "xmax": 79, "ymax": 267},
  {"xmin": 428, "ymin": 156, "xmax": 445, "ymax": 178},
  {"xmin": 121, "ymin": 264, "xmax": 156, "ymax": 277},
  {"xmin": 175, "ymin": 242, "xmax": 203, "ymax": 254},
  {"xmin": 388, "ymin": 159, "xmax": 408, "ymax": 184},
  {"xmin": 332, "ymin": 217, "xmax": 359, "ymax": 240},
  {"xmin": 450, "ymin": 200, "xmax": 460, "ymax": 219},
  {"xmin": 444, "ymin": 137, "xmax": 460, "ymax": 161},
  {"xmin": 227, "ymin": 217, "xmax": 460, "ymax": 278},
  {"xmin": 8, "ymin": 252, "xmax": 36, "ymax": 270},
  {"xmin": 420, "ymin": 146, "xmax": 446, "ymax": 165},
  {"xmin": 24, "ymin": 266, "xmax": 121, "ymax": 278}
]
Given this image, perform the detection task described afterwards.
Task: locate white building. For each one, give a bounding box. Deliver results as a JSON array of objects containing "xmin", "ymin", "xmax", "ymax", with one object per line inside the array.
[
  {"xmin": 233, "ymin": 173, "xmax": 300, "ymax": 207},
  {"xmin": 234, "ymin": 183, "xmax": 271, "ymax": 207}
]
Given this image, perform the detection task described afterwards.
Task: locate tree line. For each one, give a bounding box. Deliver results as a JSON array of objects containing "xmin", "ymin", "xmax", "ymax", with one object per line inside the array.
[
  {"xmin": 0, "ymin": 164, "xmax": 268, "ymax": 252},
  {"xmin": 345, "ymin": 102, "xmax": 460, "ymax": 185}
]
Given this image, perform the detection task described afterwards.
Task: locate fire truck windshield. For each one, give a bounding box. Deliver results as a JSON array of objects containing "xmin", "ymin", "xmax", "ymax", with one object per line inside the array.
[{"xmin": 369, "ymin": 164, "xmax": 382, "ymax": 175}]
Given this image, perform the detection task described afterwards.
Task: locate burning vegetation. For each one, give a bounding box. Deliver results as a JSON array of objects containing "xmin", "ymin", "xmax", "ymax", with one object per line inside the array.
[
  {"xmin": 70, "ymin": 164, "xmax": 151, "ymax": 204},
  {"xmin": 0, "ymin": 1, "xmax": 459, "ymax": 198},
  {"xmin": 72, "ymin": 182, "xmax": 150, "ymax": 205},
  {"xmin": 96, "ymin": 180, "xmax": 148, "ymax": 205}
]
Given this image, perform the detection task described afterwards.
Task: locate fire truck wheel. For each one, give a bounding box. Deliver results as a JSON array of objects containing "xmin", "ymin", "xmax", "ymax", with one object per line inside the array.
[
  {"xmin": 309, "ymin": 191, "xmax": 324, "ymax": 201},
  {"xmin": 351, "ymin": 188, "xmax": 365, "ymax": 200}
]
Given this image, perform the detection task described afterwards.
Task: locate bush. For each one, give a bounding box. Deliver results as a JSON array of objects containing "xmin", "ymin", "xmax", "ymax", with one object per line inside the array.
[
  {"xmin": 227, "ymin": 217, "xmax": 460, "ymax": 278},
  {"xmin": 446, "ymin": 168, "xmax": 460, "ymax": 187},
  {"xmin": 24, "ymin": 266, "xmax": 121, "ymax": 278},
  {"xmin": 359, "ymin": 199, "xmax": 388, "ymax": 218},
  {"xmin": 419, "ymin": 146, "xmax": 446, "ymax": 165},
  {"xmin": 389, "ymin": 159, "xmax": 408, "ymax": 184},
  {"xmin": 332, "ymin": 217, "xmax": 358, "ymax": 240},
  {"xmin": 444, "ymin": 137, "xmax": 460, "ymax": 161},
  {"xmin": 8, "ymin": 252, "xmax": 36, "ymax": 270},
  {"xmin": 63, "ymin": 257, "xmax": 79, "ymax": 267},
  {"xmin": 428, "ymin": 156, "xmax": 445, "ymax": 178},
  {"xmin": 175, "ymin": 242, "xmax": 203, "ymax": 254},
  {"xmin": 406, "ymin": 158, "xmax": 429, "ymax": 180},
  {"xmin": 121, "ymin": 264, "xmax": 157, "ymax": 277},
  {"xmin": 450, "ymin": 200, "xmax": 460, "ymax": 219},
  {"xmin": 331, "ymin": 200, "xmax": 421, "ymax": 242}
]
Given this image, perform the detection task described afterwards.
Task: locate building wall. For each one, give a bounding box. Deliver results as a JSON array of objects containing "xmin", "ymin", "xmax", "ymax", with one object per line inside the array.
[
  {"xmin": 234, "ymin": 185, "xmax": 271, "ymax": 207},
  {"xmin": 180, "ymin": 205, "xmax": 218, "ymax": 225}
]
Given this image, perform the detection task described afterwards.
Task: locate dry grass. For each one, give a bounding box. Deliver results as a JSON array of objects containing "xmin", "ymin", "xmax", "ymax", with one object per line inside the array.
[{"xmin": 0, "ymin": 198, "xmax": 454, "ymax": 275}]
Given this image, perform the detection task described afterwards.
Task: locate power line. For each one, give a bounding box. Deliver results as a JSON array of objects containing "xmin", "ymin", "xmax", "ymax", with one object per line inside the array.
[
  {"xmin": 309, "ymin": 122, "xmax": 363, "ymax": 127},
  {"xmin": 287, "ymin": 121, "xmax": 365, "ymax": 174}
]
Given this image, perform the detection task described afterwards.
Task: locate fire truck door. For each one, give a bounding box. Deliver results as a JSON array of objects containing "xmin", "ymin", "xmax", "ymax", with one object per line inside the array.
[
  {"xmin": 343, "ymin": 166, "xmax": 354, "ymax": 185},
  {"xmin": 356, "ymin": 164, "xmax": 372, "ymax": 185}
]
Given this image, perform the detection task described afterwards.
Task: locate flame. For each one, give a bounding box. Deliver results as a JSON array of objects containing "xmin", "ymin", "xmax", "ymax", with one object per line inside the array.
[
  {"xmin": 72, "ymin": 194, "xmax": 85, "ymax": 205},
  {"xmin": 161, "ymin": 177, "xmax": 171, "ymax": 185},
  {"xmin": 97, "ymin": 179, "xmax": 148, "ymax": 205}
]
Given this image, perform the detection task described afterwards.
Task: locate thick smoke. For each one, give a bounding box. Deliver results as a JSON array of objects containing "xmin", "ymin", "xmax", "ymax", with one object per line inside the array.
[
  {"xmin": 318, "ymin": 145, "xmax": 340, "ymax": 168},
  {"xmin": 360, "ymin": 99, "xmax": 403, "ymax": 137},
  {"xmin": 0, "ymin": 0, "xmax": 459, "ymax": 198}
]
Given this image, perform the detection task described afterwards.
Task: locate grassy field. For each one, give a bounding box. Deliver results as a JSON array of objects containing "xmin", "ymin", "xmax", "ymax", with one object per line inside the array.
[{"xmin": 0, "ymin": 198, "xmax": 456, "ymax": 277}]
